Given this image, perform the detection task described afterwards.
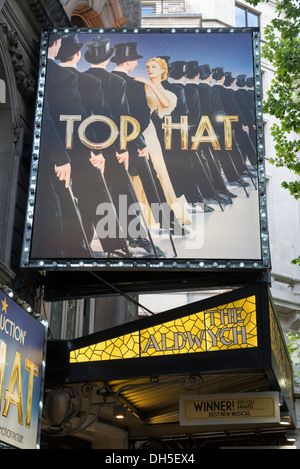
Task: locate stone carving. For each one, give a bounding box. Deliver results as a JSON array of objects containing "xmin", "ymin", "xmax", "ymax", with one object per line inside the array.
[{"xmin": 0, "ymin": 21, "xmax": 36, "ymax": 98}]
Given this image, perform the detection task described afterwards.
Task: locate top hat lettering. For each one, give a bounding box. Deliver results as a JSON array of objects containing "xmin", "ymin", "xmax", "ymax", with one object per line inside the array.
[
  {"xmin": 111, "ymin": 42, "xmax": 143, "ymax": 64},
  {"xmin": 84, "ymin": 36, "xmax": 114, "ymax": 64},
  {"xmin": 55, "ymin": 33, "xmax": 84, "ymax": 61}
]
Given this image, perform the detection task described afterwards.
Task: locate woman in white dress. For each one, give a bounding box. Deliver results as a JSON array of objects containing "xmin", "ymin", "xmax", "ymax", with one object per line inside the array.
[{"xmin": 134, "ymin": 57, "xmax": 191, "ymax": 227}]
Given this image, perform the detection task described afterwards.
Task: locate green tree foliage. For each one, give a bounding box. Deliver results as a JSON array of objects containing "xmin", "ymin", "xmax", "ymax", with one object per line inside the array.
[
  {"xmin": 247, "ymin": 0, "xmax": 300, "ymax": 261},
  {"xmin": 247, "ymin": 2, "xmax": 300, "ymax": 365},
  {"xmin": 287, "ymin": 331, "xmax": 300, "ymax": 377},
  {"xmin": 248, "ymin": 2, "xmax": 300, "ymax": 186}
]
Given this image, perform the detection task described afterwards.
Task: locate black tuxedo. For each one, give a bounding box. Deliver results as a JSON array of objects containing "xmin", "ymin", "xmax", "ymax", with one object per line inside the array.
[
  {"xmin": 84, "ymin": 67, "xmax": 129, "ymax": 122},
  {"xmin": 234, "ymin": 88, "xmax": 257, "ymax": 165},
  {"xmin": 220, "ymin": 86, "xmax": 255, "ymax": 170},
  {"xmin": 211, "ymin": 83, "xmax": 247, "ymax": 181},
  {"xmin": 33, "ymin": 60, "xmax": 93, "ymax": 258},
  {"xmin": 244, "ymin": 88, "xmax": 257, "ymax": 149},
  {"xmin": 197, "ymin": 82, "xmax": 232, "ymax": 195},
  {"xmin": 157, "ymin": 80, "xmax": 204, "ymax": 203},
  {"xmin": 112, "ymin": 70, "xmax": 166, "ymax": 210},
  {"xmin": 84, "ymin": 66, "xmax": 149, "ymax": 247},
  {"xmin": 184, "ymin": 82, "xmax": 223, "ymax": 202},
  {"xmin": 112, "ymin": 70, "xmax": 150, "ymax": 137},
  {"xmin": 63, "ymin": 66, "xmax": 123, "ymax": 253}
]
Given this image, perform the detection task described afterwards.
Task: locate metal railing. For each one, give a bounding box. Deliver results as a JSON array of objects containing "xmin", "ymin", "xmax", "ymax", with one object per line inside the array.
[{"xmin": 142, "ymin": 0, "xmax": 186, "ymax": 15}]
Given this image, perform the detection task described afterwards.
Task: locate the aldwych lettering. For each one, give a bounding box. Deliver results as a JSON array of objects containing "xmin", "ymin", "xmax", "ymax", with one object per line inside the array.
[{"xmin": 142, "ymin": 308, "xmax": 248, "ymax": 354}]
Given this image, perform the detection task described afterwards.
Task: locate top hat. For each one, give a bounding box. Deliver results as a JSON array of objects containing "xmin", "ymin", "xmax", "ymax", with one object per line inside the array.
[
  {"xmin": 49, "ymin": 33, "xmax": 69, "ymax": 48},
  {"xmin": 212, "ymin": 66, "xmax": 225, "ymax": 81},
  {"xmin": 111, "ymin": 42, "xmax": 143, "ymax": 63},
  {"xmin": 84, "ymin": 36, "xmax": 114, "ymax": 64},
  {"xmin": 246, "ymin": 76, "xmax": 254, "ymax": 88},
  {"xmin": 169, "ymin": 61, "xmax": 187, "ymax": 79},
  {"xmin": 158, "ymin": 56, "xmax": 171, "ymax": 67},
  {"xmin": 55, "ymin": 33, "xmax": 84, "ymax": 61},
  {"xmin": 199, "ymin": 64, "xmax": 212, "ymax": 80},
  {"xmin": 224, "ymin": 71, "xmax": 235, "ymax": 87},
  {"xmin": 236, "ymin": 74, "xmax": 247, "ymax": 87},
  {"xmin": 186, "ymin": 61, "xmax": 200, "ymax": 79}
]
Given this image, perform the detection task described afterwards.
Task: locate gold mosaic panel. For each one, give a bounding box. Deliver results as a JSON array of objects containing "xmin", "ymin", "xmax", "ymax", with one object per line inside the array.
[{"xmin": 70, "ymin": 296, "xmax": 257, "ymax": 363}]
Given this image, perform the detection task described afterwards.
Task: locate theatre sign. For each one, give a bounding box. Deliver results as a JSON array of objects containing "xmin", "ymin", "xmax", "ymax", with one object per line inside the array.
[
  {"xmin": 21, "ymin": 27, "xmax": 270, "ymax": 273},
  {"xmin": 180, "ymin": 393, "xmax": 280, "ymax": 426},
  {"xmin": 0, "ymin": 285, "xmax": 47, "ymax": 449},
  {"xmin": 45, "ymin": 283, "xmax": 295, "ymax": 432}
]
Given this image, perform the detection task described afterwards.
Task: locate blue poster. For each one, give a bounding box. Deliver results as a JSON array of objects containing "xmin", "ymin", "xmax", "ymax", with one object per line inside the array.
[
  {"xmin": 0, "ymin": 289, "xmax": 46, "ymax": 449},
  {"xmin": 27, "ymin": 29, "xmax": 263, "ymax": 267}
]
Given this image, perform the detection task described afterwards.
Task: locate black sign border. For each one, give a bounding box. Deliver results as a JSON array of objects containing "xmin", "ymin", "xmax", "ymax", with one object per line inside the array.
[{"xmin": 21, "ymin": 27, "xmax": 270, "ymax": 272}]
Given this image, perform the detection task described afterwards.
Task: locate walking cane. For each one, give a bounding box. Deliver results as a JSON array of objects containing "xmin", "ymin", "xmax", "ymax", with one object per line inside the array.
[
  {"xmin": 233, "ymin": 133, "xmax": 257, "ymax": 190},
  {"xmin": 194, "ymin": 150, "xmax": 224, "ymax": 211},
  {"xmin": 142, "ymin": 157, "xmax": 178, "ymax": 258},
  {"xmin": 123, "ymin": 164, "xmax": 160, "ymax": 259},
  {"xmin": 97, "ymin": 169, "xmax": 132, "ymax": 258},
  {"xmin": 67, "ymin": 182, "xmax": 94, "ymax": 258}
]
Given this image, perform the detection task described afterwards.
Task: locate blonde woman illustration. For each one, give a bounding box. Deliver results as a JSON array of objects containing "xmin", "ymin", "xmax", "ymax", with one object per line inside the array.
[{"xmin": 134, "ymin": 57, "xmax": 191, "ymax": 227}]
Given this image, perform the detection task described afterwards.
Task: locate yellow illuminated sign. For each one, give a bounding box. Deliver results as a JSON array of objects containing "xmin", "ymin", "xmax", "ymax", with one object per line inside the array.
[{"xmin": 70, "ymin": 296, "xmax": 257, "ymax": 364}]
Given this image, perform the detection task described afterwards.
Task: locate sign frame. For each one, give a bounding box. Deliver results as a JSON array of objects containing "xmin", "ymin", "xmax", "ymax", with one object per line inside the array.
[
  {"xmin": 0, "ymin": 284, "xmax": 48, "ymax": 450},
  {"xmin": 179, "ymin": 392, "xmax": 280, "ymax": 426},
  {"xmin": 21, "ymin": 27, "xmax": 270, "ymax": 272}
]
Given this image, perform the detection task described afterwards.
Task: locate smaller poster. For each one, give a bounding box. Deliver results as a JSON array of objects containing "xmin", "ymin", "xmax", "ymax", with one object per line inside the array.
[{"xmin": 0, "ymin": 287, "xmax": 47, "ymax": 449}]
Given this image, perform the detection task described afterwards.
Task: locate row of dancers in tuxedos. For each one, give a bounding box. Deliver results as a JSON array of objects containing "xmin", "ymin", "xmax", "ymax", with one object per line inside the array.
[{"xmin": 33, "ymin": 33, "xmax": 257, "ymax": 260}]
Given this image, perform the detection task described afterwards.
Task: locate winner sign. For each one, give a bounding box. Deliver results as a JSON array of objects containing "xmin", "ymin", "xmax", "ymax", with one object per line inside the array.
[{"xmin": 22, "ymin": 28, "xmax": 269, "ymax": 271}]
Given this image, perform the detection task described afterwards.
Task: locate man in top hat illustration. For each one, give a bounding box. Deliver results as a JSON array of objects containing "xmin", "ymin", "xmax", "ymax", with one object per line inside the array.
[
  {"xmin": 235, "ymin": 73, "xmax": 257, "ymax": 166},
  {"xmin": 211, "ymin": 66, "xmax": 250, "ymax": 187},
  {"xmin": 197, "ymin": 64, "xmax": 238, "ymax": 202},
  {"xmin": 184, "ymin": 61, "xmax": 221, "ymax": 207},
  {"xmin": 157, "ymin": 60, "xmax": 194, "ymax": 204},
  {"xmin": 110, "ymin": 42, "xmax": 167, "ymax": 255},
  {"xmin": 222, "ymin": 71, "xmax": 257, "ymax": 174},
  {"xmin": 245, "ymin": 76, "xmax": 256, "ymax": 146},
  {"xmin": 111, "ymin": 42, "xmax": 158, "ymax": 198},
  {"xmin": 111, "ymin": 42, "xmax": 149, "ymax": 155},
  {"xmin": 32, "ymin": 34, "xmax": 94, "ymax": 259},
  {"xmin": 165, "ymin": 60, "xmax": 214, "ymax": 211},
  {"xmin": 83, "ymin": 36, "xmax": 156, "ymax": 257},
  {"xmin": 55, "ymin": 33, "xmax": 128, "ymax": 256}
]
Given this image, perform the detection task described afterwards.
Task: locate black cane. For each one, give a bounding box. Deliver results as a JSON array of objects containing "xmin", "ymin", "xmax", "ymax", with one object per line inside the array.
[
  {"xmin": 143, "ymin": 157, "xmax": 178, "ymax": 257},
  {"xmin": 97, "ymin": 169, "xmax": 132, "ymax": 258},
  {"xmin": 123, "ymin": 164, "xmax": 160, "ymax": 258},
  {"xmin": 67, "ymin": 182, "xmax": 94, "ymax": 258},
  {"xmin": 233, "ymin": 133, "xmax": 257, "ymax": 190},
  {"xmin": 195, "ymin": 150, "xmax": 224, "ymax": 211}
]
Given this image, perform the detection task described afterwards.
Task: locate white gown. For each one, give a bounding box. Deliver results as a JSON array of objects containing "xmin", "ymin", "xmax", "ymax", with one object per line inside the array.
[{"xmin": 142, "ymin": 87, "xmax": 191, "ymax": 226}]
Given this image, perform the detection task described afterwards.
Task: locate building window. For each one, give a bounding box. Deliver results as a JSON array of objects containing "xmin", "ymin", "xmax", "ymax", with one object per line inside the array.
[
  {"xmin": 46, "ymin": 298, "xmax": 93, "ymax": 340},
  {"xmin": 235, "ymin": 4, "xmax": 259, "ymax": 28},
  {"xmin": 142, "ymin": 4, "xmax": 156, "ymax": 14},
  {"xmin": 142, "ymin": 1, "xmax": 186, "ymax": 15}
]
